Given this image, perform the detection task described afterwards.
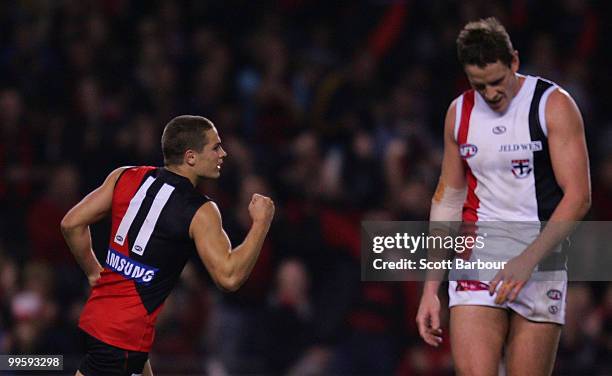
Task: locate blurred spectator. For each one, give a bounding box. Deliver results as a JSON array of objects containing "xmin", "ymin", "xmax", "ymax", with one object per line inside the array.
[
  {"xmin": 265, "ymin": 258, "xmax": 314, "ymax": 374},
  {"xmin": 0, "ymin": 89, "xmax": 39, "ymax": 255},
  {"xmin": 7, "ymin": 262, "xmax": 59, "ymax": 354},
  {"xmin": 26, "ymin": 164, "xmax": 80, "ymax": 264},
  {"xmin": 591, "ymin": 154, "xmax": 612, "ymax": 220},
  {"xmin": 311, "ymin": 50, "xmax": 380, "ymax": 147},
  {"xmin": 330, "ymin": 282, "xmax": 418, "ymax": 374},
  {"xmin": 556, "ymin": 283, "xmax": 598, "ymax": 374}
]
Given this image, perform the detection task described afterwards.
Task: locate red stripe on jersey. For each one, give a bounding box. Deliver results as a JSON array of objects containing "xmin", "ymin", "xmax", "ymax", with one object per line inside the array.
[
  {"xmin": 457, "ymin": 91, "xmax": 479, "ymax": 222},
  {"xmin": 457, "ymin": 91, "xmax": 474, "ymax": 144},
  {"xmin": 464, "ymin": 170, "xmax": 479, "ymax": 222}
]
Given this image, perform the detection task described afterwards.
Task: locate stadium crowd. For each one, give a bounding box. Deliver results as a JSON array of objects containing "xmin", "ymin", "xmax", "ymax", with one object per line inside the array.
[{"xmin": 0, "ymin": 0, "xmax": 611, "ymax": 374}]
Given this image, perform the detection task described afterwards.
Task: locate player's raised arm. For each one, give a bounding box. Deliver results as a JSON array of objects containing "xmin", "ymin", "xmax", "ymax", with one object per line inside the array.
[
  {"xmin": 191, "ymin": 194, "xmax": 274, "ymax": 292},
  {"xmin": 416, "ymin": 99, "xmax": 467, "ymax": 347},
  {"xmin": 61, "ymin": 166, "xmax": 129, "ymax": 286}
]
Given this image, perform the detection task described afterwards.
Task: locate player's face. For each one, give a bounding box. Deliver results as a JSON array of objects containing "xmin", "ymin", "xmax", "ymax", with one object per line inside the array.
[
  {"xmin": 464, "ymin": 54, "xmax": 519, "ymax": 113},
  {"xmin": 195, "ymin": 127, "xmax": 227, "ymax": 179}
]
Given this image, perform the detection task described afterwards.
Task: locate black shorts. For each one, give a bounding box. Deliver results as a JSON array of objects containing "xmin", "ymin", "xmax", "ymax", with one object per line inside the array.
[{"xmin": 79, "ymin": 330, "xmax": 148, "ymax": 376}]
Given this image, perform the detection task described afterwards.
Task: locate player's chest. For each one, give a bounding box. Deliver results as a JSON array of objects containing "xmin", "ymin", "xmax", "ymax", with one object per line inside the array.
[{"xmin": 459, "ymin": 110, "xmax": 541, "ymax": 178}]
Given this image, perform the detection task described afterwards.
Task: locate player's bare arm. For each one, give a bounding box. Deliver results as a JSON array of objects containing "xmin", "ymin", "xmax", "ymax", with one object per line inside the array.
[
  {"xmin": 417, "ymin": 99, "xmax": 466, "ymax": 347},
  {"xmin": 61, "ymin": 166, "xmax": 130, "ymax": 286},
  {"xmin": 544, "ymin": 89, "xmax": 591, "ymax": 220},
  {"xmin": 431, "ymin": 99, "xmax": 467, "ymax": 210},
  {"xmin": 490, "ymin": 89, "xmax": 591, "ymax": 304},
  {"xmin": 191, "ymin": 194, "xmax": 274, "ymax": 292}
]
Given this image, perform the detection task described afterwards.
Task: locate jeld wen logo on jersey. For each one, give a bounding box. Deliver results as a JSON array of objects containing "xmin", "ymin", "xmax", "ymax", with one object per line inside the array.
[
  {"xmin": 499, "ymin": 141, "xmax": 543, "ymax": 152},
  {"xmin": 105, "ymin": 248, "xmax": 158, "ymax": 284},
  {"xmin": 459, "ymin": 143, "xmax": 478, "ymax": 159},
  {"xmin": 511, "ymin": 159, "xmax": 532, "ymax": 178}
]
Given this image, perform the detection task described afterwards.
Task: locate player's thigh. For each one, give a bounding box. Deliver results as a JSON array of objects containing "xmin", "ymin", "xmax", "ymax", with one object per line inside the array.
[
  {"xmin": 450, "ymin": 305, "xmax": 509, "ymax": 376},
  {"xmin": 143, "ymin": 360, "xmax": 153, "ymax": 376},
  {"xmin": 505, "ymin": 312, "xmax": 561, "ymax": 376}
]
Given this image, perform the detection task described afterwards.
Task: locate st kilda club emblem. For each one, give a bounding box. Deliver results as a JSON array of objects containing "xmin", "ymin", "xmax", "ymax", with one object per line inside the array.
[{"xmin": 511, "ymin": 159, "xmax": 532, "ymax": 178}]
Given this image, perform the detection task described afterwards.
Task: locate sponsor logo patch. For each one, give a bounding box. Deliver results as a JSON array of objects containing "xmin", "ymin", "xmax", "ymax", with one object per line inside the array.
[
  {"xmin": 511, "ymin": 159, "xmax": 532, "ymax": 178},
  {"xmin": 105, "ymin": 248, "xmax": 158, "ymax": 284},
  {"xmin": 498, "ymin": 141, "xmax": 542, "ymax": 152},
  {"xmin": 459, "ymin": 144, "xmax": 478, "ymax": 159},
  {"xmin": 547, "ymin": 289, "xmax": 562, "ymax": 300},
  {"xmin": 492, "ymin": 125, "xmax": 507, "ymax": 135},
  {"xmin": 548, "ymin": 305, "xmax": 559, "ymax": 314},
  {"xmin": 455, "ymin": 280, "xmax": 490, "ymax": 291}
]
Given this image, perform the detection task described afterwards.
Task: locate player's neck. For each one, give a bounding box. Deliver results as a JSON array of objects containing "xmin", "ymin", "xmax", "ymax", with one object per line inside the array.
[
  {"xmin": 164, "ymin": 165, "xmax": 197, "ymax": 186},
  {"xmin": 511, "ymin": 73, "xmax": 525, "ymax": 98}
]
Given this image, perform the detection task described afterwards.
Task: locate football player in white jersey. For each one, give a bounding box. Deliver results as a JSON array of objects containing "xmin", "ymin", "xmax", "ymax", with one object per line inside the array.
[{"xmin": 416, "ymin": 18, "xmax": 590, "ymax": 375}]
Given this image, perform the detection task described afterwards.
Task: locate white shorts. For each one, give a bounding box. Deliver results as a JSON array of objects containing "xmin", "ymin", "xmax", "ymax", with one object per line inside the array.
[{"xmin": 448, "ymin": 278, "xmax": 567, "ymax": 325}]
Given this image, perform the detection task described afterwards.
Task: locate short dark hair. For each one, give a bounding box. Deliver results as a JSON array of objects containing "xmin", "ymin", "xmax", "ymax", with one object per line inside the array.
[
  {"xmin": 457, "ymin": 17, "xmax": 514, "ymax": 68},
  {"xmin": 161, "ymin": 115, "xmax": 213, "ymax": 166}
]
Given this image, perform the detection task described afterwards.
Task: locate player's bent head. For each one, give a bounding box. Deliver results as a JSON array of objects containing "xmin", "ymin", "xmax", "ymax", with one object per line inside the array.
[
  {"xmin": 162, "ymin": 115, "xmax": 214, "ymax": 166},
  {"xmin": 457, "ymin": 17, "xmax": 514, "ymax": 68}
]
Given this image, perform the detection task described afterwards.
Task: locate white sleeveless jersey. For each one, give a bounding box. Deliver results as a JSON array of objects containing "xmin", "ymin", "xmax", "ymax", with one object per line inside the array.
[
  {"xmin": 450, "ymin": 76, "xmax": 567, "ymax": 323},
  {"xmin": 454, "ymin": 75, "xmax": 562, "ymax": 222}
]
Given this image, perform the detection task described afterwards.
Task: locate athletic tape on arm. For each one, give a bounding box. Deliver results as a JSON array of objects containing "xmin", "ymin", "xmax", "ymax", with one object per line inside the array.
[{"xmin": 429, "ymin": 183, "xmax": 466, "ymax": 232}]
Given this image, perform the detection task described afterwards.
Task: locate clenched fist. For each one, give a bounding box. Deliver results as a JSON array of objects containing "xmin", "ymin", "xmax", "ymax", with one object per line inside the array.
[{"xmin": 248, "ymin": 193, "xmax": 275, "ymax": 224}]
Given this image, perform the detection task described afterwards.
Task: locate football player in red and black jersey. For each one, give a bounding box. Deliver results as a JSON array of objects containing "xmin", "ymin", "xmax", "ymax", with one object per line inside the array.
[{"xmin": 61, "ymin": 115, "xmax": 275, "ymax": 376}]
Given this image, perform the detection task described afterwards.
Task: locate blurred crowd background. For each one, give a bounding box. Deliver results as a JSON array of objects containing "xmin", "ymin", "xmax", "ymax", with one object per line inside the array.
[{"xmin": 0, "ymin": 0, "xmax": 611, "ymax": 374}]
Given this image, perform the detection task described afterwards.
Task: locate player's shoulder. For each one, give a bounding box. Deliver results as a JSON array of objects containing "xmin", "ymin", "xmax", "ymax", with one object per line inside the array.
[
  {"xmin": 448, "ymin": 92, "xmax": 464, "ymax": 112},
  {"xmin": 545, "ymin": 90, "xmax": 582, "ymax": 134},
  {"xmin": 532, "ymin": 76, "xmax": 572, "ymax": 105},
  {"xmin": 446, "ymin": 88, "xmax": 475, "ymax": 118},
  {"xmin": 112, "ymin": 165, "xmax": 156, "ymax": 179},
  {"xmin": 190, "ymin": 201, "xmax": 222, "ymax": 235},
  {"xmin": 534, "ymin": 77, "xmax": 583, "ymax": 134},
  {"xmin": 525, "ymin": 74, "xmax": 574, "ymax": 111},
  {"xmin": 114, "ymin": 165, "xmax": 155, "ymax": 173},
  {"xmin": 544, "ymin": 86, "xmax": 575, "ymax": 110},
  {"xmin": 109, "ymin": 165, "xmax": 134, "ymax": 178},
  {"xmin": 195, "ymin": 200, "xmax": 220, "ymax": 217},
  {"xmin": 444, "ymin": 92, "xmax": 469, "ymax": 135},
  {"xmin": 110, "ymin": 165, "xmax": 156, "ymax": 186},
  {"xmin": 444, "ymin": 96, "xmax": 459, "ymax": 122},
  {"xmin": 102, "ymin": 165, "xmax": 134, "ymax": 186},
  {"xmin": 534, "ymin": 76, "xmax": 578, "ymax": 113}
]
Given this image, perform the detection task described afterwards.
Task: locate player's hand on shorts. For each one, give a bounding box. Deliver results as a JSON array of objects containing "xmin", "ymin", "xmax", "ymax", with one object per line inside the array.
[
  {"xmin": 489, "ymin": 254, "xmax": 536, "ymax": 305},
  {"xmin": 416, "ymin": 292, "xmax": 443, "ymax": 347},
  {"xmin": 248, "ymin": 193, "xmax": 275, "ymax": 225}
]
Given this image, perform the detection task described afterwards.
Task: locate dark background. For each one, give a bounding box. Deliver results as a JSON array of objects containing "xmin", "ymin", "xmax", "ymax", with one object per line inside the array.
[{"xmin": 0, "ymin": 0, "xmax": 611, "ymax": 374}]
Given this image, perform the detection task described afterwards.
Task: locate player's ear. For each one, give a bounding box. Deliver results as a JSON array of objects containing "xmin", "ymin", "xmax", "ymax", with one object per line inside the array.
[
  {"xmin": 185, "ymin": 149, "xmax": 197, "ymax": 166},
  {"xmin": 511, "ymin": 50, "xmax": 519, "ymax": 73}
]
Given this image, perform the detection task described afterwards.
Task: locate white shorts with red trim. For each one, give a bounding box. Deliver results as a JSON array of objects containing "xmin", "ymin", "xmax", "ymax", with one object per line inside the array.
[{"xmin": 448, "ymin": 278, "xmax": 567, "ymax": 325}]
